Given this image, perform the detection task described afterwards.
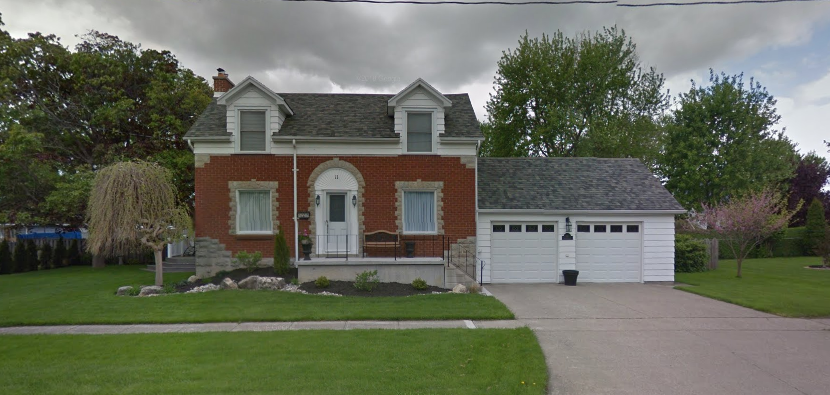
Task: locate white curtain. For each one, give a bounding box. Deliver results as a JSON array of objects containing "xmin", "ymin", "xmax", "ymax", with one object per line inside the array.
[
  {"xmin": 407, "ymin": 113, "xmax": 432, "ymax": 152},
  {"xmin": 404, "ymin": 191, "xmax": 435, "ymax": 232},
  {"xmin": 238, "ymin": 191, "xmax": 271, "ymax": 232}
]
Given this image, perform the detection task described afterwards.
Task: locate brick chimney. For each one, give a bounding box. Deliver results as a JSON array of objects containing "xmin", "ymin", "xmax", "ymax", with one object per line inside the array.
[{"xmin": 212, "ymin": 68, "xmax": 234, "ymax": 96}]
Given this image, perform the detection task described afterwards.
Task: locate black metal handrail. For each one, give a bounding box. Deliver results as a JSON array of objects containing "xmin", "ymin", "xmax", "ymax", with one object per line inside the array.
[
  {"xmin": 447, "ymin": 241, "xmax": 477, "ymax": 280},
  {"xmin": 309, "ymin": 234, "xmax": 357, "ymax": 260}
]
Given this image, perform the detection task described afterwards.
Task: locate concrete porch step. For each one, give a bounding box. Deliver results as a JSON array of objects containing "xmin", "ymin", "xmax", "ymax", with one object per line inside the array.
[{"xmin": 144, "ymin": 256, "xmax": 196, "ymax": 272}]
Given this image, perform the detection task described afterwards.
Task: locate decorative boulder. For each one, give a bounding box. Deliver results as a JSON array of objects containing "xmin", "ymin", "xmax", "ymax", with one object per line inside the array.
[
  {"xmin": 186, "ymin": 283, "xmax": 220, "ymax": 294},
  {"xmin": 238, "ymin": 276, "xmax": 285, "ymax": 290},
  {"xmin": 220, "ymin": 277, "xmax": 238, "ymax": 290},
  {"xmin": 116, "ymin": 286, "xmax": 134, "ymax": 296},
  {"xmin": 187, "ymin": 275, "xmax": 198, "ymax": 284},
  {"xmin": 452, "ymin": 284, "xmax": 468, "ymax": 294},
  {"xmin": 138, "ymin": 285, "xmax": 164, "ymax": 297}
]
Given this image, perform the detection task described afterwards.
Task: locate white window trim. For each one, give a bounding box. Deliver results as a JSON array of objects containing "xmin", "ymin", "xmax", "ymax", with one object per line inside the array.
[
  {"xmin": 402, "ymin": 189, "xmax": 438, "ymax": 235},
  {"xmin": 403, "ymin": 108, "xmax": 437, "ymax": 154},
  {"xmin": 236, "ymin": 189, "xmax": 273, "ymax": 235},
  {"xmin": 235, "ymin": 107, "xmax": 271, "ymax": 154}
]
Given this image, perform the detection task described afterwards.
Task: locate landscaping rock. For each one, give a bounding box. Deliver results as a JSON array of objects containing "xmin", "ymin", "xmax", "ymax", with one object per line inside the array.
[
  {"xmin": 220, "ymin": 277, "xmax": 238, "ymax": 290},
  {"xmin": 185, "ymin": 283, "xmax": 220, "ymax": 294},
  {"xmin": 187, "ymin": 275, "xmax": 198, "ymax": 283},
  {"xmin": 452, "ymin": 284, "xmax": 468, "ymax": 294},
  {"xmin": 116, "ymin": 286, "xmax": 134, "ymax": 296},
  {"xmin": 238, "ymin": 275, "xmax": 285, "ymax": 290},
  {"xmin": 138, "ymin": 285, "xmax": 163, "ymax": 297}
]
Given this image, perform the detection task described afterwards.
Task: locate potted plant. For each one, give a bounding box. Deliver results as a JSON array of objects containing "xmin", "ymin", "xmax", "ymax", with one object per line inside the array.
[{"xmin": 299, "ymin": 229, "xmax": 313, "ymax": 260}]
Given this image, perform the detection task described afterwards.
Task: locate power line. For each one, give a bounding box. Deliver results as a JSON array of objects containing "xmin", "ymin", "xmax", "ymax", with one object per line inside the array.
[{"xmin": 278, "ymin": 0, "xmax": 828, "ymax": 5}]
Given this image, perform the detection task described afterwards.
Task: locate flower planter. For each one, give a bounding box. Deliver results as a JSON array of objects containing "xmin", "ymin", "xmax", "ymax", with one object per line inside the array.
[
  {"xmin": 301, "ymin": 243, "xmax": 312, "ymax": 261},
  {"xmin": 562, "ymin": 269, "xmax": 579, "ymax": 286},
  {"xmin": 404, "ymin": 241, "xmax": 416, "ymax": 258}
]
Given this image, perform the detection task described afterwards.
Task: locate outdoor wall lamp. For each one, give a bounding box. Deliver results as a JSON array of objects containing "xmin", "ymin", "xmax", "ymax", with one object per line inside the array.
[
  {"xmin": 562, "ymin": 217, "xmax": 574, "ymax": 241},
  {"xmin": 315, "ymin": 194, "xmax": 320, "ymax": 206},
  {"xmin": 352, "ymin": 194, "xmax": 357, "ymax": 207}
]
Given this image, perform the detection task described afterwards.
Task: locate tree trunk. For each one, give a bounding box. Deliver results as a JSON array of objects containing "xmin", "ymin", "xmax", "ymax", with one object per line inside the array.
[
  {"xmin": 154, "ymin": 249, "xmax": 163, "ymax": 286},
  {"xmin": 736, "ymin": 258, "xmax": 743, "ymax": 278},
  {"xmin": 92, "ymin": 255, "xmax": 106, "ymax": 268}
]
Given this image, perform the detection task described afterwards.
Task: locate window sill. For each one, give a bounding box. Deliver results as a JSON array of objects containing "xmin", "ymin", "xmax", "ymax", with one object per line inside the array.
[
  {"xmin": 402, "ymin": 152, "xmax": 438, "ymax": 155},
  {"xmin": 234, "ymin": 151, "xmax": 270, "ymax": 155},
  {"xmin": 236, "ymin": 233, "xmax": 274, "ymax": 240}
]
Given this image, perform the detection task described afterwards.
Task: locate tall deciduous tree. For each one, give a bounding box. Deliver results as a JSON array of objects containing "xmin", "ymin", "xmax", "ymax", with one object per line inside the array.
[
  {"xmin": 803, "ymin": 198, "xmax": 827, "ymax": 255},
  {"xmin": 661, "ymin": 71, "xmax": 797, "ymax": 210},
  {"xmin": 86, "ymin": 161, "xmax": 191, "ymax": 286},
  {"xmin": 0, "ymin": 14, "xmax": 211, "ymax": 225},
  {"xmin": 483, "ymin": 27, "xmax": 669, "ymax": 168},
  {"xmin": 786, "ymin": 152, "xmax": 829, "ymax": 226},
  {"xmin": 691, "ymin": 189, "xmax": 797, "ymax": 278}
]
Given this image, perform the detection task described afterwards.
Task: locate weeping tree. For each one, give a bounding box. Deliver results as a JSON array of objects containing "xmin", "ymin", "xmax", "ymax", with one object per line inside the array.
[{"xmin": 87, "ymin": 161, "xmax": 192, "ymax": 286}]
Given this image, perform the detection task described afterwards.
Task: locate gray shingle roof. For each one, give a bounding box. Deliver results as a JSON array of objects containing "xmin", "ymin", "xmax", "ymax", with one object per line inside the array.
[
  {"xmin": 478, "ymin": 158, "xmax": 685, "ymax": 211},
  {"xmin": 185, "ymin": 93, "xmax": 482, "ymax": 139}
]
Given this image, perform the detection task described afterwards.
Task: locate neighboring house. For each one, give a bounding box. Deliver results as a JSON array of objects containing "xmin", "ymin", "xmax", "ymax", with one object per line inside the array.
[{"xmin": 184, "ymin": 69, "xmax": 684, "ymax": 286}]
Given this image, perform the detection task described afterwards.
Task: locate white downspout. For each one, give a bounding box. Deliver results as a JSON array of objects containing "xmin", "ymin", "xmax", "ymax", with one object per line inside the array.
[
  {"xmin": 474, "ymin": 142, "xmax": 480, "ymax": 284},
  {"xmin": 293, "ymin": 139, "xmax": 299, "ymax": 264}
]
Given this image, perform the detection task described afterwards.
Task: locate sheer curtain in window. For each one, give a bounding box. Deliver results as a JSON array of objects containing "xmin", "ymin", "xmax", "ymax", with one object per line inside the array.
[
  {"xmin": 404, "ymin": 191, "xmax": 435, "ymax": 232},
  {"xmin": 407, "ymin": 113, "xmax": 432, "ymax": 152},
  {"xmin": 238, "ymin": 191, "xmax": 271, "ymax": 232}
]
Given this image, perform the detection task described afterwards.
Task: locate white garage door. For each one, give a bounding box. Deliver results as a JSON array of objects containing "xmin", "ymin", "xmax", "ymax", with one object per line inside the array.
[
  {"xmin": 491, "ymin": 223, "xmax": 558, "ymax": 283},
  {"xmin": 576, "ymin": 223, "xmax": 642, "ymax": 282}
]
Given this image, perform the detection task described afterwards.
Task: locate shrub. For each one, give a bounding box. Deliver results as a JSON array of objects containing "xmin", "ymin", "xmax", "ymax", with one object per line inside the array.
[
  {"xmin": 315, "ymin": 276, "xmax": 330, "ymax": 288},
  {"xmin": 53, "ymin": 238, "xmax": 67, "ymax": 268},
  {"xmin": 26, "ymin": 240, "xmax": 39, "ymax": 271},
  {"xmin": 411, "ymin": 277, "xmax": 428, "ymax": 290},
  {"xmin": 814, "ymin": 228, "xmax": 830, "ymax": 268},
  {"xmin": 0, "ymin": 240, "xmax": 12, "ymax": 275},
  {"xmin": 162, "ymin": 282, "xmax": 177, "ymax": 294},
  {"xmin": 468, "ymin": 283, "xmax": 482, "ymax": 294},
  {"xmin": 274, "ymin": 225, "xmax": 291, "ymax": 275},
  {"xmin": 234, "ymin": 251, "xmax": 263, "ymax": 273},
  {"xmin": 127, "ymin": 286, "xmax": 142, "ymax": 297},
  {"xmin": 68, "ymin": 239, "xmax": 81, "ymax": 266},
  {"xmin": 290, "ymin": 278, "xmax": 299, "ymax": 286},
  {"xmin": 675, "ymin": 234, "xmax": 708, "ymax": 273},
  {"xmin": 39, "ymin": 243, "xmax": 54, "ymax": 270},
  {"xmin": 354, "ymin": 270, "xmax": 380, "ymax": 292},
  {"xmin": 803, "ymin": 198, "xmax": 828, "ymax": 256},
  {"xmin": 13, "ymin": 240, "xmax": 27, "ymax": 273}
]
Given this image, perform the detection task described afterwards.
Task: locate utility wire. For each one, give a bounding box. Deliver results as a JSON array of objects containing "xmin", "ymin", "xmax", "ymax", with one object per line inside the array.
[{"xmin": 278, "ymin": 0, "xmax": 828, "ymax": 6}]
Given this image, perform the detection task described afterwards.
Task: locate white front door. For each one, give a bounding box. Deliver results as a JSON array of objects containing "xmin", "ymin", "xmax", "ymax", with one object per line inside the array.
[{"xmin": 326, "ymin": 193, "xmax": 349, "ymax": 253}]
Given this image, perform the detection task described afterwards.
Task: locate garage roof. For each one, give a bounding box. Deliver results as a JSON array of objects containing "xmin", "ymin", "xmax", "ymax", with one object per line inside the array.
[{"xmin": 478, "ymin": 158, "xmax": 685, "ymax": 212}]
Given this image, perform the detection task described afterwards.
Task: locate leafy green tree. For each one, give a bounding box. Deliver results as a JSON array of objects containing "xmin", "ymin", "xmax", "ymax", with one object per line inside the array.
[
  {"xmin": 12, "ymin": 239, "xmax": 27, "ymax": 273},
  {"xmin": 39, "ymin": 242, "xmax": 53, "ymax": 270},
  {"xmin": 483, "ymin": 27, "xmax": 669, "ymax": 168},
  {"xmin": 274, "ymin": 225, "xmax": 291, "ymax": 276},
  {"xmin": 25, "ymin": 239, "xmax": 38, "ymax": 271},
  {"xmin": 53, "ymin": 238, "xmax": 67, "ymax": 268},
  {"xmin": 786, "ymin": 152, "xmax": 829, "ymax": 226},
  {"xmin": 86, "ymin": 161, "xmax": 192, "ymax": 285},
  {"xmin": 0, "ymin": 14, "xmax": 211, "ymax": 225},
  {"xmin": 0, "ymin": 239, "xmax": 12, "ymax": 274},
  {"xmin": 661, "ymin": 71, "xmax": 797, "ymax": 209},
  {"xmin": 803, "ymin": 198, "xmax": 827, "ymax": 255}
]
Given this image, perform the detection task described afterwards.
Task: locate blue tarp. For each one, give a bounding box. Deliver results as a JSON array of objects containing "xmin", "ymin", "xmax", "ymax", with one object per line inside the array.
[{"xmin": 17, "ymin": 231, "xmax": 83, "ymax": 240}]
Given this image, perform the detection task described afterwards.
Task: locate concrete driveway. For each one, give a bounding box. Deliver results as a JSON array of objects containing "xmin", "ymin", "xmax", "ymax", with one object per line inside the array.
[{"xmin": 485, "ymin": 283, "xmax": 830, "ymax": 395}]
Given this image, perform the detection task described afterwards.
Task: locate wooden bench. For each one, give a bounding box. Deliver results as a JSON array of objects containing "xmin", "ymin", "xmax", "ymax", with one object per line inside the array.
[{"xmin": 363, "ymin": 230, "xmax": 399, "ymax": 258}]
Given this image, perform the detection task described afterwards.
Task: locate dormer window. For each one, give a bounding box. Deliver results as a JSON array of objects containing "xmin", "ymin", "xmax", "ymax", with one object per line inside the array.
[
  {"xmin": 406, "ymin": 112, "xmax": 432, "ymax": 153},
  {"xmin": 239, "ymin": 110, "xmax": 267, "ymax": 152}
]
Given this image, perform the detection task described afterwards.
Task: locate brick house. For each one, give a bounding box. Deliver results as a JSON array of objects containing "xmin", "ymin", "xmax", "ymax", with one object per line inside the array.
[{"xmin": 185, "ymin": 70, "xmax": 684, "ymax": 287}]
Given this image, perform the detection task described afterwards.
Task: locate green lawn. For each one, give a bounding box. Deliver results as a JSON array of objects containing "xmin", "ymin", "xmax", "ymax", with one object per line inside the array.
[
  {"xmin": 0, "ymin": 329, "xmax": 547, "ymax": 395},
  {"xmin": 0, "ymin": 266, "xmax": 513, "ymax": 326},
  {"xmin": 675, "ymin": 257, "xmax": 830, "ymax": 317}
]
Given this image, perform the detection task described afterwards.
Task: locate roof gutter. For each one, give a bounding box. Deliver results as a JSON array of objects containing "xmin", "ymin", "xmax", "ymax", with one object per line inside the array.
[
  {"xmin": 272, "ymin": 136, "xmax": 400, "ymax": 143},
  {"xmin": 477, "ymin": 209, "xmax": 687, "ymax": 215},
  {"xmin": 439, "ymin": 137, "xmax": 484, "ymax": 143}
]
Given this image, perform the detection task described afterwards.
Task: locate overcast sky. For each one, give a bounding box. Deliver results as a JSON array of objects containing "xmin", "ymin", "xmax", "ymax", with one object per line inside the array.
[{"xmin": 2, "ymin": 0, "xmax": 829, "ymax": 161}]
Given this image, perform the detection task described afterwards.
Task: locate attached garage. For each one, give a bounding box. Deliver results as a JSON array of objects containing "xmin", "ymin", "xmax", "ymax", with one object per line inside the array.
[
  {"xmin": 476, "ymin": 158, "xmax": 685, "ymax": 284},
  {"xmin": 575, "ymin": 223, "xmax": 642, "ymax": 282},
  {"xmin": 490, "ymin": 223, "xmax": 558, "ymax": 283}
]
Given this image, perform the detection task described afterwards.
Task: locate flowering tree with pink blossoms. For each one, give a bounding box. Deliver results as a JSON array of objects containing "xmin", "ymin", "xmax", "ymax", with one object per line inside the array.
[{"xmin": 689, "ymin": 189, "xmax": 798, "ymax": 278}]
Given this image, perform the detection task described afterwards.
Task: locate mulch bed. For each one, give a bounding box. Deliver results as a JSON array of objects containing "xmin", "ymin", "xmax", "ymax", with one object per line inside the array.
[
  {"xmin": 173, "ymin": 267, "xmax": 449, "ymax": 296},
  {"xmin": 299, "ymin": 280, "xmax": 447, "ymax": 297},
  {"xmin": 806, "ymin": 265, "xmax": 830, "ymax": 270}
]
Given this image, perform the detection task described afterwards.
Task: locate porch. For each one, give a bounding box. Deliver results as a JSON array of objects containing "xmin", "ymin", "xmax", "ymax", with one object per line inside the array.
[{"xmin": 296, "ymin": 257, "xmax": 446, "ymax": 287}]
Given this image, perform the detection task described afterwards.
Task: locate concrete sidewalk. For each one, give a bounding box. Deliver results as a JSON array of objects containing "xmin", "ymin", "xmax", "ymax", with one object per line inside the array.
[{"xmin": 0, "ymin": 319, "xmax": 526, "ymax": 335}]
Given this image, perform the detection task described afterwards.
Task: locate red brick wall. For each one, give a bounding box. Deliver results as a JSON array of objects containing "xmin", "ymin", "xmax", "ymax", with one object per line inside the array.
[{"xmin": 195, "ymin": 155, "xmax": 476, "ymax": 258}]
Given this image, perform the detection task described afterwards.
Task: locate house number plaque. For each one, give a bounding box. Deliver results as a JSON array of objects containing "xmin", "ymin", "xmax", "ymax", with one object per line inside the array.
[{"xmin": 297, "ymin": 211, "xmax": 311, "ymax": 220}]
